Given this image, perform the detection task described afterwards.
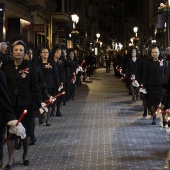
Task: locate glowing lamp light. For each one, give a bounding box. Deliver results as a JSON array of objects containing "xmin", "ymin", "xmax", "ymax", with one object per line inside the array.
[
  {"xmin": 133, "ymin": 27, "xmax": 138, "ymax": 33},
  {"xmin": 71, "ymin": 14, "xmax": 79, "ymax": 23},
  {"xmin": 96, "ymin": 33, "xmax": 100, "ymax": 39},
  {"xmin": 71, "ymin": 14, "xmax": 79, "ymax": 30}
]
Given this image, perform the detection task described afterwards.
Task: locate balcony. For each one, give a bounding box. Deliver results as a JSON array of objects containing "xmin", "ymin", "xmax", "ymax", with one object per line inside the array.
[
  {"xmin": 11, "ymin": 0, "xmax": 46, "ymax": 10},
  {"xmin": 52, "ymin": 13, "xmax": 69, "ymax": 23}
]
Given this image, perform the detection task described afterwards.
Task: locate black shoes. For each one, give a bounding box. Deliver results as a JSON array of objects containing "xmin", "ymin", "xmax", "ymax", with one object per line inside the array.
[
  {"xmin": 29, "ymin": 136, "xmax": 38, "ymax": 145},
  {"xmin": 56, "ymin": 111, "xmax": 62, "ymax": 117},
  {"xmin": 22, "ymin": 156, "xmax": 29, "ymax": 166},
  {"xmin": 151, "ymin": 121, "xmax": 156, "ymax": 125},
  {"xmin": 143, "ymin": 112, "xmax": 147, "ymax": 117},
  {"xmin": 4, "ymin": 159, "xmax": 15, "ymax": 170},
  {"xmin": 163, "ymin": 121, "xmax": 167, "ymax": 127},
  {"xmin": 23, "ymin": 159, "xmax": 29, "ymax": 166},
  {"xmin": 131, "ymin": 97, "xmax": 136, "ymax": 102}
]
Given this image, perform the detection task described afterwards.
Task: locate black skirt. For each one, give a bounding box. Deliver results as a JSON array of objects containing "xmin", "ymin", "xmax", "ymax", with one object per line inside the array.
[{"xmin": 145, "ymin": 85, "xmax": 163, "ymax": 106}]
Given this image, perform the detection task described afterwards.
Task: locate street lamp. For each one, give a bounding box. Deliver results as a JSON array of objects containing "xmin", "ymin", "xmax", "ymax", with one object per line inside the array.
[
  {"xmin": 71, "ymin": 14, "xmax": 79, "ymax": 49},
  {"xmin": 71, "ymin": 14, "xmax": 79, "ymax": 30},
  {"xmin": 96, "ymin": 33, "xmax": 100, "ymax": 42},
  {"xmin": 133, "ymin": 27, "xmax": 139, "ymax": 47},
  {"xmin": 133, "ymin": 27, "xmax": 138, "ymax": 37},
  {"xmin": 158, "ymin": 2, "xmax": 170, "ymax": 46}
]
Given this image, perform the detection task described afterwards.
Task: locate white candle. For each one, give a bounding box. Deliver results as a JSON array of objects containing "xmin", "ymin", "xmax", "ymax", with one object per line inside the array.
[{"xmin": 168, "ymin": 0, "xmax": 170, "ymax": 6}]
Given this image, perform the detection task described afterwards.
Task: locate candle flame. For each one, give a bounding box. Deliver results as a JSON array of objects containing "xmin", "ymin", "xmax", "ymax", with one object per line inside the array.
[{"xmin": 24, "ymin": 110, "xmax": 27, "ymax": 114}]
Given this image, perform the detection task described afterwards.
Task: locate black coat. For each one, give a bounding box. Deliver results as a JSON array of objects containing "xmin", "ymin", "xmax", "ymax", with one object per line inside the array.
[
  {"xmin": 56, "ymin": 59, "xmax": 66, "ymax": 83},
  {"xmin": 36, "ymin": 60, "xmax": 60, "ymax": 89},
  {"xmin": 36, "ymin": 59, "xmax": 60, "ymax": 101},
  {"xmin": 65, "ymin": 59, "xmax": 78, "ymax": 82},
  {"xmin": 141, "ymin": 58, "xmax": 167, "ymax": 105},
  {"xmin": 142, "ymin": 58, "xmax": 167, "ymax": 86},
  {"xmin": 135, "ymin": 55, "xmax": 148, "ymax": 84},
  {"xmin": 125, "ymin": 57, "xmax": 140, "ymax": 82},
  {"xmin": 55, "ymin": 59, "xmax": 67, "ymax": 102},
  {"xmin": 0, "ymin": 69, "xmax": 15, "ymax": 126},
  {"xmin": 2, "ymin": 60, "xmax": 42, "ymax": 107}
]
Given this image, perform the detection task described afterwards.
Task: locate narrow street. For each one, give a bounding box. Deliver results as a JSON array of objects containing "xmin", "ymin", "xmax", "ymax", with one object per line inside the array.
[{"xmin": 3, "ymin": 68, "xmax": 170, "ymax": 170}]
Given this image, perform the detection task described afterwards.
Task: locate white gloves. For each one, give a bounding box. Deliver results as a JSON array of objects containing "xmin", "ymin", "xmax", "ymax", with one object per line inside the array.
[
  {"xmin": 73, "ymin": 77, "xmax": 76, "ymax": 84},
  {"xmin": 58, "ymin": 83, "xmax": 63, "ymax": 92},
  {"xmin": 76, "ymin": 66, "xmax": 83, "ymax": 74},
  {"xmin": 132, "ymin": 80, "xmax": 139, "ymax": 87},
  {"xmin": 39, "ymin": 102, "xmax": 48, "ymax": 114},
  {"xmin": 139, "ymin": 88, "xmax": 147, "ymax": 94},
  {"xmin": 49, "ymin": 96, "xmax": 56, "ymax": 103},
  {"xmin": 166, "ymin": 109, "xmax": 170, "ymax": 113},
  {"xmin": 7, "ymin": 120, "xmax": 26, "ymax": 139}
]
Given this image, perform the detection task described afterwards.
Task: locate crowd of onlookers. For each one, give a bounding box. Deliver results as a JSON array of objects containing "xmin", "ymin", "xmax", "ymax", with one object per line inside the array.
[{"xmin": 0, "ymin": 40, "xmax": 98, "ymax": 170}]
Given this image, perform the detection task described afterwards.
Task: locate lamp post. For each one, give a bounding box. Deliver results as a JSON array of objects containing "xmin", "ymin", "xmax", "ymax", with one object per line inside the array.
[
  {"xmin": 95, "ymin": 33, "xmax": 100, "ymax": 56},
  {"xmin": 133, "ymin": 27, "xmax": 138, "ymax": 47},
  {"xmin": 133, "ymin": 27, "xmax": 138, "ymax": 37},
  {"xmin": 158, "ymin": 2, "xmax": 170, "ymax": 47},
  {"xmin": 96, "ymin": 33, "xmax": 100, "ymax": 42},
  {"xmin": 71, "ymin": 14, "xmax": 79, "ymax": 49},
  {"xmin": 71, "ymin": 14, "xmax": 79, "ymax": 31}
]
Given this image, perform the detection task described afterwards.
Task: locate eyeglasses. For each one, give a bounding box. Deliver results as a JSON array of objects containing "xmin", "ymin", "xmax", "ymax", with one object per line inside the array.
[{"xmin": 41, "ymin": 51, "xmax": 49, "ymax": 53}]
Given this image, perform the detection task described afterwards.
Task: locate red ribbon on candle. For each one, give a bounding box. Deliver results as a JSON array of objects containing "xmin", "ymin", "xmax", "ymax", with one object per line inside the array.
[{"xmin": 4, "ymin": 109, "xmax": 27, "ymax": 145}]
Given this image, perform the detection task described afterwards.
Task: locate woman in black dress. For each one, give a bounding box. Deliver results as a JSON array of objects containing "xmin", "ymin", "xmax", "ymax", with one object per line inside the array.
[
  {"xmin": 35, "ymin": 44, "xmax": 60, "ymax": 125},
  {"xmin": 2, "ymin": 40, "xmax": 44, "ymax": 169},
  {"xmin": 125, "ymin": 47, "xmax": 140, "ymax": 102},
  {"xmin": 142, "ymin": 46, "xmax": 167, "ymax": 125}
]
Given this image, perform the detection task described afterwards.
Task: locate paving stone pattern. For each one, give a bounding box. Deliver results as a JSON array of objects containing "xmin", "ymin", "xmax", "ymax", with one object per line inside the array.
[{"xmin": 3, "ymin": 68, "xmax": 170, "ymax": 170}]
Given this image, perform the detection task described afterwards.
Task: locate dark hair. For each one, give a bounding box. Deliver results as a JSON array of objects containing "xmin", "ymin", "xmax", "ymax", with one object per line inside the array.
[
  {"xmin": 35, "ymin": 44, "xmax": 51, "ymax": 61},
  {"xmin": 51, "ymin": 44, "xmax": 62, "ymax": 56}
]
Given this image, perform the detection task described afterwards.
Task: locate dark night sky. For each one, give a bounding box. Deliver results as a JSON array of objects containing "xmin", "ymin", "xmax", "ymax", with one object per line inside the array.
[{"xmin": 121, "ymin": 0, "xmax": 137, "ymax": 17}]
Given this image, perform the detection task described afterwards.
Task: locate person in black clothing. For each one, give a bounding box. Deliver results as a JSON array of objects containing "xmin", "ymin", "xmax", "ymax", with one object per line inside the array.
[
  {"xmin": 52, "ymin": 44, "xmax": 66, "ymax": 116},
  {"xmin": 125, "ymin": 47, "xmax": 140, "ymax": 102},
  {"xmin": 121, "ymin": 48, "xmax": 130, "ymax": 92},
  {"xmin": 0, "ymin": 42, "xmax": 11, "ymax": 67},
  {"xmin": 138, "ymin": 47, "xmax": 151, "ymax": 117},
  {"xmin": 2, "ymin": 40, "xmax": 46, "ymax": 169},
  {"xmin": 35, "ymin": 44, "xmax": 60, "ymax": 125},
  {"xmin": 105, "ymin": 52, "xmax": 111, "ymax": 73},
  {"xmin": 0, "ymin": 69, "xmax": 25, "ymax": 169},
  {"xmin": 67, "ymin": 50, "xmax": 78, "ymax": 100},
  {"xmin": 159, "ymin": 47, "xmax": 170, "ymax": 126},
  {"xmin": 142, "ymin": 46, "xmax": 167, "ymax": 125}
]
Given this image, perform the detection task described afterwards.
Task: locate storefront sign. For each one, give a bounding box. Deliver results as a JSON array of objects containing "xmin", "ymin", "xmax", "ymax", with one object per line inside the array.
[{"xmin": 32, "ymin": 24, "xmax": 44, "ymax": 33}]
